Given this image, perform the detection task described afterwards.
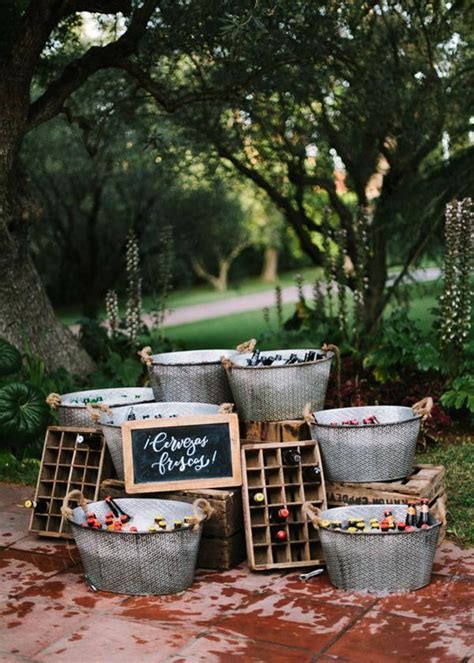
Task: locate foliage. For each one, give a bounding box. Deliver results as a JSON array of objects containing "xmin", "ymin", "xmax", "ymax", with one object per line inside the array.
[
  {"xmin": 415, "ymin": 440, "xmax": 474, "ymax": 547},
  {"xmin": 0, "ymin": 338, "xmax": 22, "ymax": 375},
  {"xmin": 0, "ymin": 451, "xmax": 40, "ymax": 486},
  {"xmin": 0, "ymin": 339, "xmax": 52, "ymax": 457}
]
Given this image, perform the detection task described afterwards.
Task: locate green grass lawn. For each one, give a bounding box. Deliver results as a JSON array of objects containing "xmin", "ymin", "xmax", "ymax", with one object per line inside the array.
[
  {"xmin": 415, "ymin": 439, "xmax": 473, "ymax": 547},
  {"xmin": 58, "ymin": 266, "xmax": 323, "ymax": 325},
  {"xmin": 164, "ymin": 280, "xmax": 443, "ymax": 349}
]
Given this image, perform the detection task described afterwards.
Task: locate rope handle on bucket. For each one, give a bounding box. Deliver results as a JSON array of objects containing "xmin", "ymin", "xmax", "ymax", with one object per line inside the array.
[
  {"xmin": 61, "ymin": 490, "xmax": 90, "ymax": 521},
  {"xmin": 236, "ymin": 338, "xmax": 257, "ymax": 353},
  {"xmin": 218, "ymin": 403, "xmax": 234, "ymax": 414},
  {"xmin": 86, "ymin": 402, "xmax": 113, "ymax": 424},
  {"xmin": 302, "ymin": 502, "xmax": 323, "ymax": 531},
  {"xmin": 322, "ymin": 343, "xmax": 342, "ymax": 407},
  {"xmin": 138, "ymin": 346, "xmax": 153, "ymax": 367},
  {"xmin": 46, "ymin": 393, "xmax": 62, "ymax": 409},
  {"xmin": 303, "ymin": 403, "xmax": 316, "ymax": 425},
  {"xmin": 412, "ymin": 397, "xmax": 433, "ymax": 421},
  {"xmin": 186, "ymin": 498, "xmax": 214, "ymax": 530}
]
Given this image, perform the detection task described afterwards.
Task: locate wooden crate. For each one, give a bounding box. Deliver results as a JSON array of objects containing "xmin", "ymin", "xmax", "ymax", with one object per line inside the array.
[
  {"xmin": 240, "ymin": 419, "xmax": 310, "ymax": 443},
  {"xmin": 326, "ymin": 464, "xmax": 447, "ymax": 544},
  {"xmin": 198, "ymin": 530, "xmax": 247, "ymax": 570},
  {"xmin": 242, "ymin": 440, "xmax": 327, "ymax": 571},
  {"xmin": 30, "ymin": 426, "xmax": 112, "ymax": 539},
  {"xmin": 99, "ymin": 479, "xmax": 246, "ymax": 570}
]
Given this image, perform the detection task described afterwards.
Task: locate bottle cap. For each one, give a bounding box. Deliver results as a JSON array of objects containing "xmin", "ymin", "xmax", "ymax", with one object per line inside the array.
[
  {"xmin": 148, "ymin": 526, "xmax": 157, "ymax": 533},
  {"xmin": 253, "ymin": 493, "xmax": 264, "ymax": 503},
  {"xmin": 275, "ymin": 530, "xmax": 286, "ymax": 540},
  {"xmin": 279, "ymin": 508, "xmax": 290, "ymax": 518},
  {"xmin": 158, "ymin": 520, "xmax": 167, "ymax": 528},
  {"xmin": 347, "ymin": 527, "xmax": 358, "ymax": 533},
  {"xmin": 320, "ymin": 520, "xmax": 331, "ymax": 529}
]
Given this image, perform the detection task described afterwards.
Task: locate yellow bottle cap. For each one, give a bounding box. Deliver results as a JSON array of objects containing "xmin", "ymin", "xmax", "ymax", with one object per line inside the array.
[
  {"xmin": 148, "ymin": 526, "xmax": 158, "ymax": 533},
  {"xmin": 320, "ymin": 520, "xmax": 331, "ymax": 528},
  {"xmin": 347, "ymin": 527, "xmax": 358, "ymax": 533}
]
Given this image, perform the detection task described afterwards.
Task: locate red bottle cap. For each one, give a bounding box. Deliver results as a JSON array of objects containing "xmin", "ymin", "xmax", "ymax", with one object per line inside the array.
[
  {"xmin": 129, "ymin": 526, "xmax": 138, "ymax": 533},
  {"xmin": 405, "ymin": 526, "xmax": 415, "ymax": 532},
  {"xmin": 275, "ymin": 530, "xmax": 286, "ymax": 541},
  {"xmin": 421, "ymin": 524, "xmax": 430, "ymax": 529},
  {"xmin": 279, "ymin": 509, "xmax": 290, "ymax": 519},
  {"xmin": 120, "ymin": 514, "xmax": 129, "ymax": 523}
]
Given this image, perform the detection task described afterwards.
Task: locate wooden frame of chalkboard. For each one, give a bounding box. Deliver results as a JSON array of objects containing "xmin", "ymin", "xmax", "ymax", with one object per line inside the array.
[{"xmin": 122, "ymin": 414, "xmax": 242, "ymax": 493}]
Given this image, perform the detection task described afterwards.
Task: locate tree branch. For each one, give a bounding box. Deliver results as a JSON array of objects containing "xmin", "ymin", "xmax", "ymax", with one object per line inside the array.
[{"xmin": 26, "ymin": 0, "xmax": 158, "ymax": 131}]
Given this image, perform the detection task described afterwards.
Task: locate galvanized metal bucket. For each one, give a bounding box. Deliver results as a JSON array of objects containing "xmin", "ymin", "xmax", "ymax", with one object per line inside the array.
[
  {"xmin": 62, "ymin": 491, "xmax": 213, "ymax": 596},
  {"xmin": 304, "ymin": 503, "xmax": 440, "ymax": 593},
  {"xmin": 308, "ymin": 403, "xmax": 430, "ymax": 482},
  {"xmin": 96, "ymin": 402, "xmax": 221, "ymax": 480},
  {"xmin": 223, "ymin": 348, "xmax": 334, "ymax": 421},
  {"xmin": 139, "ymin": 348, "xmax": 237, "ymax": 404},
  {"xmin": 46, "ymin": 388, "xmax": 155, "ymax": 427}
]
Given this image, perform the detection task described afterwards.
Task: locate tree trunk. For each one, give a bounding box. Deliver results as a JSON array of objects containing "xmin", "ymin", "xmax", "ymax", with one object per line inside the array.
[
  {"xmin": 260, "ymin": 246, "xmax": 278, "ymax": 282},
  {"xmin": 0, "ymin": 78, "xmax": 94, "ymax": 378},
  {"xmin": 0, "ymin": 249, "xmax": 95, "ymax": 376}
]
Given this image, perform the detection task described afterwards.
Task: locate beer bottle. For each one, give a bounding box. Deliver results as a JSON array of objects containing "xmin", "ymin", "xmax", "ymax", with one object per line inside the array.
[
  {"xmin": 283, "ymin": 449, "xmax": 302, "ymax": 466},
  {"xmin": 250, "ymin": 491, "xmax": 265, "ymax": 505},
  {"xmin": 405, "ymin": 501, "xmax": 417, "ymax": 527},
  {"xmin": 24, "ymin": 498, "xmax": 49, "ymax": 514},
  {"xmin": 383, "ymin": 509, "xmax": 395, "ymax": 527},
  {"xmin": 272, "ymin": 528, "xmax": 287, "ymax": 543},
  {"xmin": 417, "ymin": 498, "xmax": 430, "ymax": 528},
  {"xmin": 270, "ymin": 507, "xmax": 289, "ymax": 523},
  {"xmin": 302, "ymin": 466, "xmax": 321, "ymax": 484},
  {"xmin": 105, "ymin": 496, "xmax": 131, "ymax": 523}
]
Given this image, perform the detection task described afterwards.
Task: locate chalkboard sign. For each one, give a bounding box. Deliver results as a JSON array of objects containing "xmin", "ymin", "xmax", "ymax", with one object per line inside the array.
[{"xmin": 122, "ymin": 414, "xmax": 241, "ymax": 493}]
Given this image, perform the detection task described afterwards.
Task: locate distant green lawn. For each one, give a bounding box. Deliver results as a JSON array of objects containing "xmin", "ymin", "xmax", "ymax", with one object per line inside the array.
[
  {"xmin": 165, "ymin": 280, "xmax": 443, "ymax": 349},
  {"xmin": 58, "ymin": 266, "xmax": 323, "ymax": 325}
]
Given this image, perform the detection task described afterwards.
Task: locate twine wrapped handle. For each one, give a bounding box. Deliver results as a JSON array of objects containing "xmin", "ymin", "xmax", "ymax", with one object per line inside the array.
[
  {"xmin": 322, "ymin": 342, "xmax": 341, "ymax": 407},
  {"xmin": 61, "ymin": 489, "xmax": 90, "ymax": 521},
  {"xmin": 412, "ymin": 397, "xmax": 433, "ymax": 421},
  {"xmin": 302, "ymin": 502, "xmax": 323, "ymax": 531},
  {"xmin": 138, "ymin": 346, "xmax": 153, "ymax": 367},
  {"xmin": 218, "ymin": 402, "xmax": 234, "ymax": 414},
  {"xmin": 86, "ymin": 402, "xmax": 113, "ymax": 424},
  {"xmin": 303, "ymin": 402, "xmax": 316, "ymax": 425},
  {"xmin": 221, "ymin": 356, "xmax": 234, "ymax": 370},
  {"xmin": 186, "ymin": 498, "xmax": 214, "ymax": 530},
  {"xmin": 46, "ymin": 393, "xmax": 61, "ymax": 409},
  {"xmin": 236, "ymin": 338, "xmax": 257, "ymax": 353}
]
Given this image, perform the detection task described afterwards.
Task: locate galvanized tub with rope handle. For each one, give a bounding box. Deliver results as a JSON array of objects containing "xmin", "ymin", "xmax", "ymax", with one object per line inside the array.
[
  {"xmin": 222, "ymin": 344, "xmax": 338, "ymax": 422},
  {"xmin": 90, "ymin": 401, "xmax": 226, "ymax": 480},
  {"xmin": 61, "ymin": 490, "xmax": 213, "ymax": 595},
  {"xmin": 46, "ymin": 388, "xmax": 155, "ymax": 427},
  {"xmin": 303, "ymin": 502, "xmax": 441, "ymax": 593},
  {"xmin": 305, "ymin": 398, "xmax": 433, "ymax": 482},
  {"xmin": 138, "ymin": 340, "xmax": 257, "ymax": 404}
]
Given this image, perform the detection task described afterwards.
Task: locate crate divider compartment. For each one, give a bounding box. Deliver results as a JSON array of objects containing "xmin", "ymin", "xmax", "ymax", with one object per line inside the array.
[
  {"xmin": 29, "ymin": 426, "xmax": 112, "ymax": 539},
  {"xmin": 242, "ymin": 440, "xmax": 327, "ymax": 570}
]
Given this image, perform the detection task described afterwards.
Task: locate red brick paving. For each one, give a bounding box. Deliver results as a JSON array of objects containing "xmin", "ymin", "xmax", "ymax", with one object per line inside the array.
[{"xmin": 1, "ymin": 482, "xmax": 473, "ymax": 662}]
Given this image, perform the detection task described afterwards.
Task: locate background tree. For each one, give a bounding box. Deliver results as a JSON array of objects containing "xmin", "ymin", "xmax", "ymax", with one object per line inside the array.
[{"xmin": 132, "ymin": 1, "xmax": 472, "ymax": 340}]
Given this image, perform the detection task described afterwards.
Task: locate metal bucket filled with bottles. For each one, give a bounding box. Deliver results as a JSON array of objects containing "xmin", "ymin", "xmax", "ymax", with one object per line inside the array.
[
  {"xmin": 62, "ymin": 491, "xmax": 213, "ymax": 596},
  {"xmin": 46, "ymin": 388, "xmax": 155, "ymax": 427},
  {"xmin": 304, "ymin": 501, "xmax": 441, "ymax": 593},
  {"xmin": 92, "ymin": 402, "xmax": 221, "ymax": 480},
  {"xmin": 222, "ymin": 346, "xmax": 335, "ymax": 421},
  {"xmin": 307, "ymin": 399, "xmax": 433, "ymax": 482}
]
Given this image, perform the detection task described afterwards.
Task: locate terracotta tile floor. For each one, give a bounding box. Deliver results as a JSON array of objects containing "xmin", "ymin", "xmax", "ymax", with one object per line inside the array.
[{"xmin": 1, "ymin": 482, "xmax": 473, "ymax": 663}]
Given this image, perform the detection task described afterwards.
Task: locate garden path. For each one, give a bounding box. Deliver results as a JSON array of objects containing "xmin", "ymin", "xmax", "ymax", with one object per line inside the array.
[{"xmin": 154, "ymin": 266, "xmax": 441, "ymax": 328}]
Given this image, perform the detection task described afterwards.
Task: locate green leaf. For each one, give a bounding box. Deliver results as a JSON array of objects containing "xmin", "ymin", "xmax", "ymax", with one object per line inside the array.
[
  {"xmin": 0, "ymin": 338, "xmax": 22, "ymax": 376},
  {"xmin": 0, "ymin": 383, "xmax": 50, "ymax": 439}
]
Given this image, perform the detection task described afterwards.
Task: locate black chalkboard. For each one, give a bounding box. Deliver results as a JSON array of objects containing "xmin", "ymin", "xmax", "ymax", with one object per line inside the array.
[{"xmin": 122, "ymin": 414, "xmax": 241, "ymax": 492}]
